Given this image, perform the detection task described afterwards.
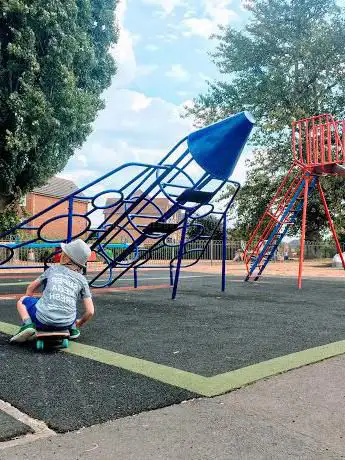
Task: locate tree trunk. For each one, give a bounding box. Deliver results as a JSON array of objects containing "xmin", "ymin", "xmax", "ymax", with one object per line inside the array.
[
  {"xmin": 0, "ymin": 194, "xmax": 15, "ymax": 212},
  {"xmin": 305, "ymin": 227, "xmax": 321, "ymax": 242}
]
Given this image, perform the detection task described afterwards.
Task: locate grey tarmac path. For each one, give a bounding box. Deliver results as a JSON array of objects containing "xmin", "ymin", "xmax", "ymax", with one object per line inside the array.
[{"xmin": 2, "ymin": 354, "xmax": 345, "ymax": 460}]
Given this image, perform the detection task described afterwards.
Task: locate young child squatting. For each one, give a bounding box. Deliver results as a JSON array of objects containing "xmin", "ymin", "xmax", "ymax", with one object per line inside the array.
[{"xmin": 10, "ymin": 239, "xmax": 94, "ymax": 343}]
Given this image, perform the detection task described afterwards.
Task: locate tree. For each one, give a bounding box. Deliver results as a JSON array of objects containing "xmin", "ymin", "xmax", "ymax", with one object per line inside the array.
[
  {"xmin": 187, "ymin": 214, "xmax": 224, "ymax": 240},
  {"xmin": 0, "ymin": 0, "xmax": 118, "ymax": 213},
  {"xmin": 186, "ymin": 0, "xmax": 345, "ymax": 241}
]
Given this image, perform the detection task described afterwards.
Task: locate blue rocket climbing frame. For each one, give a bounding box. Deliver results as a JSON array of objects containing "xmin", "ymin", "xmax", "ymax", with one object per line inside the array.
[{"xmin": 0, "ymin": 111, "xmax": 255, "ymax": 298}]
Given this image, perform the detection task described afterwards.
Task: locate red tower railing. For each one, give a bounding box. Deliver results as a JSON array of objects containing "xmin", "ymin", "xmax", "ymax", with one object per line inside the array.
[{"xmin": 292, "ymin": 114, "xmax": 345, "ymax": 167}]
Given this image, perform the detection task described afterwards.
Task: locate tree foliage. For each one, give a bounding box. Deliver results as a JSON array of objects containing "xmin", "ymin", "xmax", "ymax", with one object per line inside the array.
[
  {"xmin": 187, "ymin": 214, "xmax": 224, "ymax": 240},
  {"xmin": 0, "ymin": 206, "xmax": 20, "ymax": 234},
  {"xmin": 0, "ymin": 0, "xmax": 118, "ymax": 210},
  {"xmin": 186, "ymin": 0, "xmax": 345, "ymax": 241}
]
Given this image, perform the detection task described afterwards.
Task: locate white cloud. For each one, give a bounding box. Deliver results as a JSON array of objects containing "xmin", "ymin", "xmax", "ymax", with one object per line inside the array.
[
  {"xmin": 69, "ymin": 154, "xmax": 88, "ymax": 168},
  {"xmin": 183, "ymin": 18, "xmax": 214, "ymax": 38},
  {"xmin": 204, "ymin": 0, "xmax": 236, "ymax": 24},
  {"xmin": 199, "ymin": 72, "xmax": 211, "ymax": 81},
  {"xmin": 131, "ymin": 33, "xmax": 142, "ymax": 45},
  {"xmin": 166, "ymin": 64, "xmax": 190, "ymax": 80},
  {"xmin": 111, "ymin": 0, "xmax": 136, "ymax": 87},
  {"xmin": 183, "ymin": 99, "xmax": 194, "ymax": 111},
  {"xmin": 110, "ymin": 1, "xmax": 160, "ymax": 86},
  {"xmin": 183, "ymin": 0, "xmax": 237, "ymax": 38},
  {"xmin": 64, "ymin": 89, "xmax": 194, "ymax": 185},
  {"xmin": 115, "ymin": 0, "xmax": 127, "ymax": 25},
  {"xmin": 58, "ymin": 169, "xmax": 97, "ymax": 185},
  {"xmin": 142, "ymin": 0, "xmax": 183, "ymax": 15},
  {"xmin": 95, "ymin": 89, "xmax": 193, "ymax": 144},
  {"xmin": 145, "ymin": 44, "xmax": 159, "ymax": 51},
  {"xmin": 136, "ymin": 64, "xmax": 159, "ymax": 77},
  {"xmin": 196, "ymin": 72, "xmax": 212, "ymax": 89},
  {"xmin": 183, "ymin": 8, "xmax": 197, "ymax": 18},
  {"xmin": 156, "ymin": 32, "xmax": 179, "ymax": 42},
  {"xmin": 130, "ymin": 92, "xmax": 152, "ymax": 112},
  {"xmin": 177, "ymin": 90, "xmax": 191, "ymax": 97},
  {"xmin": 231, "ymin": 148, "xmax": 253, "ymax": 185}
]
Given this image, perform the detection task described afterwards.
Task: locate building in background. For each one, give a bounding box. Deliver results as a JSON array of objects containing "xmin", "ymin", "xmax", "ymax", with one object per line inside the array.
[{"xmin": 22, "ymin": 177, "xmax": 88, "ymax": 240}]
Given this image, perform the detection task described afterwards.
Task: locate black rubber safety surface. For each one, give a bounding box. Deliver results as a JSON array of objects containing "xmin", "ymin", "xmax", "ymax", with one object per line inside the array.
[
  {"xmin": 0, "ymin": 333, "xmax": 197, "ymax": 433},
  {"xmin": 2, "ymin": 274, "xmax": 345, "ymax": 376},
  {"xmin": 81, "ymin": 275, "xmax": 345, "ymax": 376},
  {"xmin": 1, "ymin": 272, "xmax": 345, "ymax": 433},
  {"xmin": 0, "ymin": 410, "xmax": 33, "ymax": 442}
]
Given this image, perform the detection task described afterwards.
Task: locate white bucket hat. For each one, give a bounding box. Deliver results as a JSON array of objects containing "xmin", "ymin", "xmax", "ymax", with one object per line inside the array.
[{"xmin": 60, "ymin": 239, "xmax": 91, "ymax": 268}]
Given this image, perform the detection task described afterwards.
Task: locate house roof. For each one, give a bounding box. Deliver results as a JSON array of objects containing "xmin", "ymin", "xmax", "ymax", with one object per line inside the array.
[{"xmin": 33, "ymin": 176, "xmax": 85, "ymax": 199}]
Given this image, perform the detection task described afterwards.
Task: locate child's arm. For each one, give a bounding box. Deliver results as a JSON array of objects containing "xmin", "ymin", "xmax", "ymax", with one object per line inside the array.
[
  {"xmin": 76, "ymin": 297, "xmax": 94, "ymax": 328},
  {"xmin": 25, "ymin": 278, "xmax": 43, "ymax": 296}
]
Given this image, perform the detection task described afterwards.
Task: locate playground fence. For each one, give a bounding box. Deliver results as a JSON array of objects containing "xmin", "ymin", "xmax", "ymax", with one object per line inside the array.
[
  {"xmin": 0, "ymin": 240, "xmax": 339, "ymax": 267},
  {"xmin": 303, "ymin": 242, "xmax": 338, "ymax": 260}
]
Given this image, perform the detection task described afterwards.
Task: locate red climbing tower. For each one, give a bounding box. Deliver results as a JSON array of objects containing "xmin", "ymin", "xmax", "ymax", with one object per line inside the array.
[{"xmin": 244, "ymin": 113, "xmax": 345, "ymax": 287}]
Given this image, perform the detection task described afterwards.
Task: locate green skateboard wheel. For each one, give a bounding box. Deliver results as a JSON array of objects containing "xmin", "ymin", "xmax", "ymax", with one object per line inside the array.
[
  {"xmin": 62, "ymin": 338, "xmax": 69, "ymax": 348},
  {"xmin": 36, "ymin": 340, "xmax": 44, "ymax": 351}
]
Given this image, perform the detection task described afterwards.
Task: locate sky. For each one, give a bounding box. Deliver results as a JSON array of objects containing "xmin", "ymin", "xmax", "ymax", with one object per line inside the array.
[
  {"xmin": 60, "ymin": 0, "xmax": 345, "ymax": 196},
  {"xmin": 60, "ymin": 0, "xmax": 252, "ymax": 196}
]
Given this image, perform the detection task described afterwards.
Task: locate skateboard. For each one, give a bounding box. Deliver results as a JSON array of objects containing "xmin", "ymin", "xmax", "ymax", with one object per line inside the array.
[{"xmin": 35, "ymin": 330, "xmax": 70, "ymax": 351}]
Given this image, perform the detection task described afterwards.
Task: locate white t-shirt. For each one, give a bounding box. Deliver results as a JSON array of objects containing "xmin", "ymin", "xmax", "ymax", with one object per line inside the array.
[{"xmin": 36, "ymin": 266, "xmax": 91, "ymax": 327}]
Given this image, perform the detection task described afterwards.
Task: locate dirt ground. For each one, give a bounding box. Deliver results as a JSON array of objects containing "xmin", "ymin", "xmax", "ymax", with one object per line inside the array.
[
  {"xmin": 188, "ymin": 259, "xmax": 345, "ymax": 279},
  {"xmin": 1, "ymin": 259, "xmax": 344, "ymax": 280}
]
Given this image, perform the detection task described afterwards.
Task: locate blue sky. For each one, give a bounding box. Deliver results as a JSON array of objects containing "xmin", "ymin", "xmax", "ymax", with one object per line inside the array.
[
  {"xmin": 61, "ymin": 0, "xmax": 251, "ymax": 193},
  {"xmin": 125, "ymin": 0, "xmax": 249, "ymax": 104}
]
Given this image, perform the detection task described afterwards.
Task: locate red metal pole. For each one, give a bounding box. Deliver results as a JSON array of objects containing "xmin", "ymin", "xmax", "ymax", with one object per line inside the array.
[
  {"xmin": 321, "ymin": 124, "xmax": 325, "ymax": 164},
  {"xmin": 335, "ymin": 122, "xmax": 339, "ymax": 163},
  {"xmin": 292, "ymin": 121, "xmax": 296, "ymax": 162},
  {"xmin": 298, "ymin": 175, "xmax": 309, "ymax": 289},
  {"xmin": 317, "ymin": 180, "xmax": 345, "ymax": 271},
  {"xmin": 342, "ymin": 120, "xmax": 345, "ymax": 162},
  {"xmin": 305, "ymin": 121, "xmax": 311, "ymax": 165},
  {"xmin": 299, "ymin": 121, "xmax": 303, "ymax": 163},
  {"xmin": 314, "ymin": 124, "xmax": 319, "ymax": 164},
  {"xmin": 312, "ymin": 117, "xmax": 316, "ymax": 165},
  {"xmin": 327, "ymin": 119, "xmax": 332, "ymax": 162}
]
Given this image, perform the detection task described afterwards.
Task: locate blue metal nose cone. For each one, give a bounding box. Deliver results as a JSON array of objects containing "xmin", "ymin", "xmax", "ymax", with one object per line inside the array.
[{"xmin": 187, "ymin": 111, "xmax": 255, "ymax": 181}]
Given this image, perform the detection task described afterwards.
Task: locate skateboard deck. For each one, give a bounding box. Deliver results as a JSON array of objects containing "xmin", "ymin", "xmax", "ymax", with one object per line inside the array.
[{"xmin": 35, "ymin": 330, "xmax": 70, "ymax": 351}]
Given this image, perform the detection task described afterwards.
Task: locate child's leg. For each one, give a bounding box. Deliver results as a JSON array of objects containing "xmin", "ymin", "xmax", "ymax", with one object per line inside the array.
[
  {"xmin": 69, "ymin": 320, "xmax": 80, "ymax": 340},
  {"xmin": 17, "ymin": 296, "xmax": 33, "ymax": 324},
  {"xmin": 10, "ymin": 297, "xmax": 38, "ymax": 343}
]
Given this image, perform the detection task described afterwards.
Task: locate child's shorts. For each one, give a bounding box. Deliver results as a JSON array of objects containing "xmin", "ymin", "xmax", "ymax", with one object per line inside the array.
[{"xmin": 22, "ymin": 297, "xmax": 75, "ymax": 331}]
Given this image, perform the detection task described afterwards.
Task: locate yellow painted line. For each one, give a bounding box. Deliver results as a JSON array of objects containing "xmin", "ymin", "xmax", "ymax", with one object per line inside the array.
[
  {"xmin": 0, "ymin": 321, "xmax": 17, "ymax": 336},
  {"xmin": 1, "ymin": 321, "xmax": 345, "ymax": 397},
  {"xmin": 0, "ymin": 282, "xmax": 29, "ymax": 286},
  {"xmin": 66, "ymin": 341, "xmax": 208, "ymax": 395},
  {"xmin": 204, "ymin": 341, "xmax": 345, "ymax": 397}
]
